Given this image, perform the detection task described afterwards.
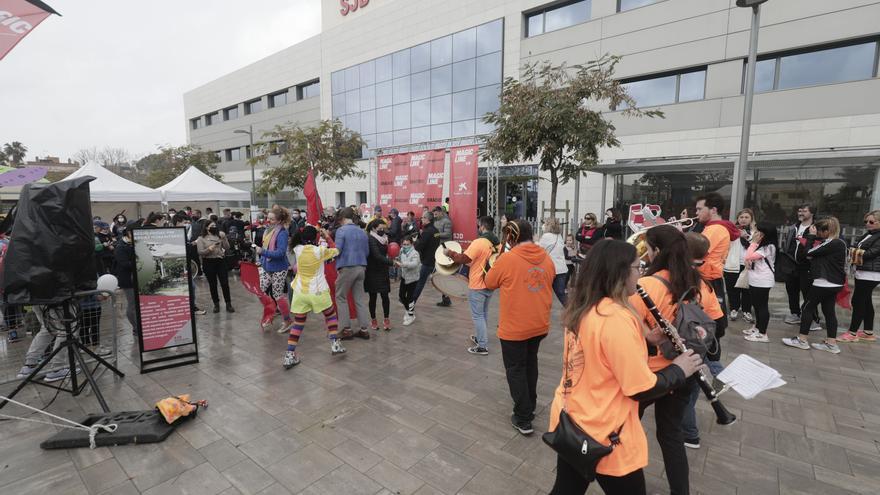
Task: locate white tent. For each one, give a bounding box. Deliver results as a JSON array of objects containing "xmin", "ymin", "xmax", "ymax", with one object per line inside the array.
[
  {"xmin": 158, "ymin": 166, "xmax": 250, "ymax": 202},
  {"xmin": 63, "ymin": 163, "xmax": 162, "ymax": 202}
]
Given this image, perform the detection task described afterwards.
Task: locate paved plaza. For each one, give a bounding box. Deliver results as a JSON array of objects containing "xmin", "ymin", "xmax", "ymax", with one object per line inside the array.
[{"xmin": 2, "ymin": 276, "xmax": 880, "ymax": 495}]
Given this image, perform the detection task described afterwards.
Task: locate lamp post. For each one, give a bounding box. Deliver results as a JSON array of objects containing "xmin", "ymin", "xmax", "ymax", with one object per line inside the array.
[
  {"xmin": 233, "ymin": 125, "xmax": 257, "ymax": 222},
  {"xmin": 730, "ymin": 0, "xmax": 769, "ymax": 220}
]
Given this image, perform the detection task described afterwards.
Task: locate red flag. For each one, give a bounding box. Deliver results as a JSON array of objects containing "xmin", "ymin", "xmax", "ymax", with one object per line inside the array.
[
  {"xmin": 0, "ymin": 0, "xmax": 59, "ymax": 61},
  {"xmin": 304, "ymin": 169, "xmax": 323, "ymax": 227}
]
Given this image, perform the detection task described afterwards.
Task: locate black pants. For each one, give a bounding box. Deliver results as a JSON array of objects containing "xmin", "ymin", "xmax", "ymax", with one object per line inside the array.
[
  {"xmin": 368, "ymin": 291, "xmax": 390, "ymax": 319},
  {"xmin": 724, "ymin": 268, "xmax": 751, "ymax": 313},
  {"xmin": 77, "ymin": 307, "xmax": 102, "ymax": 346},
  {"xmin": 706, "ymin": 278, "xmax": 728, "ymax": 362},
  {"xmin": 799, "ymin": 285, "xmax": 840, "ymax": 339},
  {"xmin": 202, "ymin": 258, "xmax": 231, "ymax": 306},
  {"xmin": 849, "ymin": 279, "xmax": 880, "ymax": 333},
  {"xmin": 398, "ymin": 280, "xmax": 417, "ymax": 310},
  {"xmin": 500, "ymin": 334, "xmax": 545, "ymax": 423},
  {"xmin": 550, "ymin": 455, "xmax": 646, "ymax": 495},
  {"xmin": 749, "ymin": 286, "xmax": 771, "ymax": 334},
  {"xmin": 786, "ymin": 267, "xmax": 816, "ymax": 320},
  {"xmin": 638, "ymin": 381, "xmax": 693, "ymax": 495}
]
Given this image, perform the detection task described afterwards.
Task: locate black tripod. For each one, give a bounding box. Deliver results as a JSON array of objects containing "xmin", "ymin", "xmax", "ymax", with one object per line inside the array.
[{"xmin": 0, "ymin": 297, "xmax": 125, "ymax": 413}]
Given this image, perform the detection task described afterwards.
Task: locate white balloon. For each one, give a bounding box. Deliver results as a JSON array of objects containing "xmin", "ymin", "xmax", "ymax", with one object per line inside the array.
[{"xmin": 96, "ymin": 274, "xmax": 119, "ymax": 293}]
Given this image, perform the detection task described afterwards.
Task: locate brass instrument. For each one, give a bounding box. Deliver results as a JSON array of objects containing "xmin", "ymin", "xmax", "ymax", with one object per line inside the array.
[
  {"xmin": 850, "ymin": 247, "xmax": 865, "ymax": 266},
  {"xmin": 626, "ymin": 217, "xmax": 697, "ymax": 260}
]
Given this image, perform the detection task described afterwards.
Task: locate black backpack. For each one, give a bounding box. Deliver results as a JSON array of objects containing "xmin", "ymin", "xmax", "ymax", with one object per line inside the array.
[{"xmin": 651, "ymin": 275, "xmax": 717, "ymax": 360}]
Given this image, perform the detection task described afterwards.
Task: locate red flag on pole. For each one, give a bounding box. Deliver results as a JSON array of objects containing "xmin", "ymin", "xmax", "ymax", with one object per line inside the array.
[
  {"xmin": 0, "ymin": 0, "xmax": 60, "ymax": 61},
  {"xmin": 304, "ymin": 169, "xmax": 323, "ymax": 227}
]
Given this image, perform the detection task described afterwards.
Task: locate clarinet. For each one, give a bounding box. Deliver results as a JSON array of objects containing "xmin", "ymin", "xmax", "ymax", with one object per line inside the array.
[{"xmin": 636, "ymin": 285, "xmax": 737, "ymax": 426}]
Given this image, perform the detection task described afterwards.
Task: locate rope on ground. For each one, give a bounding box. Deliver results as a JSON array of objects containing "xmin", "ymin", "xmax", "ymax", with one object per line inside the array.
[{"xmin": 0, "ymin": 394, "xmax": 117, "ymax": 449}]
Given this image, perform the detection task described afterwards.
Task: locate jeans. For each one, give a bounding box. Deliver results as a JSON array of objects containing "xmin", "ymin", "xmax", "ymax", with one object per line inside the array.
[
  {"xmin": 202, "ymin": 258, "xmax": 232, "ymax": 306},
  {"xmin": 411, "ymin": 264, "xmax": 434, "ymax": 305},
  {"xmin": 724, "ymin": 268, "xmax": 751, "ymax": 313},
  {"xmin": 500, "ymin": 334, "xmax": 546, "ymax": 423},
  {"xmin": 849, "ymin": 279, "xmax": 880, "ymax": 332},
  {"xmin": 24, "ymin": 306, "xmax": 69, "ymax": 370},
  {"xmin": 335, "ymin": 266, "xmax": 370, "ymax": 330},
  {"xmin": 550, "ymin": 455, "xmax": 646, "ymax": 495},
  {"xmin": 639, "ymin": 381, "xmax": 692, "ymax": 495},
  {"xmin": 799, "ymin": 285, "xmax": 840, "ymax": 339},
  {"xmin": 749, "ymin": 286, "xmax": 771, "ymax": 333},
  {"xmin": 552, "ymin": 273, "xmax": 568, "ymax": 306},
  {"xmin": 468, "ymin": 289, "xmax": 493, "ymax": 348}
]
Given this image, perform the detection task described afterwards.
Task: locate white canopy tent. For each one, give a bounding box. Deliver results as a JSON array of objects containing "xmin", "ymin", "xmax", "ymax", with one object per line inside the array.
[
  {"xmin": 63, "ymin": 163, "xmax": 162, "ymax": 202},
  {"xmin": 158, "ymin": 167, "xmax": 250, "ymax": 203}
]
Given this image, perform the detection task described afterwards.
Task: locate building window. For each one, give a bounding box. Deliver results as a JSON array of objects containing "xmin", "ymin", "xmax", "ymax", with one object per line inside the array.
[
  {"xmin": 297, "ymin": 80, "xmax": 320, "ymax": 100},
  {"xmin": 746, "ymin": 39, "xmax": 879, "ymax": 94},
  {"xmin": 269, "ymin": 91, "xmax": 288, "ymax": 108},
  {"xmin": 357, "ymin": 191, "xmax": 367, "ymax": 205},
  {"xmin": 224, "ymin": 106, "xmax": 239, "ymax": 121},
  {"xmin": 190, "ymin": 118, "xmax": 203, "ymax": 130},
  {"xmin": 617, "ymin": 0, "xmax": 660, "ymax": 12},
  {"xmin": 525, "ymin": 0, "xmax": 591, "ymax": 38},
  {"xmin": 245, "ymin": 99, "xmax": 263, "ymax": 115},
  {"xmin": 205, "ymin": 112, "xmax": 218, "ymax": 126},
  {"xmin": 225, "ymin": 148, "xmax": 242, "ymax": 161},
  {"xmin": 336, "ymin": 191, "xmax": 346, "ymax": 207},
  {"xmin": 620, "ymin": 68, "xmax": 707, "ymax": 108}
]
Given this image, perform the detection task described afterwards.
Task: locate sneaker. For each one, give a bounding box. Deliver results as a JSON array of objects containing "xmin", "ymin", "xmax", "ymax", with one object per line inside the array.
[
  {"xmin": 743, "ymin": 312, "xmax": 755, "ymax": 323},
  {"xmin": 7, "ymin": 330, "xmax": 20, "ymax": 343},
  {"xmin": 511, "ymin": 414, "xmax": 534, "ymax": 435},
  {"xmin": 744, "ymin": 332, "xmax": 769, "ymax": 343},
  {"xmin": 467, "ymin": 346, "xmax": 489, "ymax": 356},
  {"xmin": 16, "ymin": 364, "xmax": 37, "ymax": 379},
  {"xmin": 436, "ymin": 300, "xmax": 451, "ymax": 307},
  {"xmin": 782, "ymin": 337, "xmax": 810, "ymax": 350},
  {"xmin": 44, "ymin": 367, "xmax": 77, "ymax": 383},
  {"xmin": 407, "ymin": 302, "xmax": 415, "ymax": 313},
  {"xmin": 742, "ymin": 326, "xmax": 759, "ymax": 336},
  {"xmin": 282, "ymin": 351, "xmax": 301, "ymax": 369},
  {"xmin": 469, "ymin": 335, "xmax": 478, "ymax": 346},
  {"xmin": 330, "ymin": 340, "xmax": 347, "ymax": 355},
  {"xmin": 213, "ymin": 305, "xmax": 220, "ymax": 314},
  {"xmin": 837, "ymin": 332, "xmax": 860, "ymax": 343},
  {"xmin": 729, "ymin": 309, "xmax": 739, "ymax": 321},
  {"xmin": 354, "ymin": 329, "xmax": 371, "ymax": 340},
  {"xmin": 784, "ymin": 314, "xmax": 801, "ymax": 325},
  {"xmin": 811, "ymin": 341, "xmax": 841, "ymax": 354},
  {"xmin": 226, "ymin": 304, "xmax": 235, "ymax": 313},
  {"xmin": 684, "ymin": 437, "xmax": 701, "ymax": 449},
  {"xmin": 402, "ymin": 313, "xmax": 414, "ymax": 326},
  {"xmin": 339, "ymin": 328, "xmax": 353, "ymax": 340},
  {"xmin": 383, "ymin": 318, "xmax": 391, "ymax": 331},
  {"xmin": 94, "ymin": 345, "xmax": 113, "ymax": 356},
  {"xmin": 856, "ymin": 331, "xmax": 876, "ymax": 342},
  {"xmin": 810, "ymin": 321, "xmax": 822, "ymax": 332},
  {"xmin": 277, "ymin": 320, "xmax": 294, "ymax": 334},
  {"xmin": 194, "ymin": 308, "xmax": 207, "ymax": 316},
  {"xmin": 370, "ymin": 319, "xmax": 379, "ymax": 331}
]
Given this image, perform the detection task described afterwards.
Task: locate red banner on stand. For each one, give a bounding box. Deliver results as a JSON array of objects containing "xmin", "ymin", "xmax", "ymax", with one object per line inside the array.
[
  {"xmin": 407, "ymin": 150, "xmax": 445, "ymax": 211},
  {"xmin": 391, "ymin": 153, "xmax": 410, "ymax": 211},
  {"xmin": 449, "ymin": 146, "xmax": 479, "ymax": 245},
  {"xmin": 377, "ymin": 154, "xmax": 395, "ymax": 210}
]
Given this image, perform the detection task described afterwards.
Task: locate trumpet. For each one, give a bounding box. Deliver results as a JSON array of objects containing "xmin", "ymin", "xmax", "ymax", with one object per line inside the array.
[{"xmin": 627, "ymin": 217, "xmax": 697, "ymax": 260}]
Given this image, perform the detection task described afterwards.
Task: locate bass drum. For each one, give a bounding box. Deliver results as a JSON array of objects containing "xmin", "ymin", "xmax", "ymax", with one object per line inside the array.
[{"xmin": 430, "ymin": 273, "xmax": 469, "ymax": 299}]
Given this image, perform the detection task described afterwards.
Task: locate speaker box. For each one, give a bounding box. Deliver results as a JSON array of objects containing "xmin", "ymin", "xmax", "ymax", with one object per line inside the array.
[{"xmin": 2, "ymin": 177, "xmax": 97, "ymax": 304}]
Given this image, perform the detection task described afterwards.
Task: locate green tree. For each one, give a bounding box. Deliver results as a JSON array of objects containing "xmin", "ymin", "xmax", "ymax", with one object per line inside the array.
[
  {"xmin": 482, "ymin": 56, "xmax": 662, "ymax": 217},
  {"xmin": 0, "ymin": 149, "xmax": 8, "ymax": 167},
  {"xmin": 3, "ymin": 141, "xmax": 27, "ymax": 166},
  {"xmin": 140, "ymin": 145, "xmax": 222, "ymax": 188},
  {"xmin": 250, "ymin": 119, "xmax": 365, "ymax": 195}
]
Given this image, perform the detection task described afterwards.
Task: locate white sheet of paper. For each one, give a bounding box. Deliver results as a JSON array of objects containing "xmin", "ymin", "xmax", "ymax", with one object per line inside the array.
[{"xmin": 717, "ymin": 354, "xmax": 786, "ymax": 400}]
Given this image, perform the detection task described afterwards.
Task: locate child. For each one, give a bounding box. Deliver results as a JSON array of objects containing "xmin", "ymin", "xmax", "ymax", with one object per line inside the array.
[{"xmin": 395, "ymin": 236, "xmax": 421, "ymax": 326}]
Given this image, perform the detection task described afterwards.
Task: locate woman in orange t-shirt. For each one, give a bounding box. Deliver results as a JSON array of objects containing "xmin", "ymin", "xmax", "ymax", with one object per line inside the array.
[{"xmin": 548, "ymin": 240, "xmax": 702, "ymax": 495}]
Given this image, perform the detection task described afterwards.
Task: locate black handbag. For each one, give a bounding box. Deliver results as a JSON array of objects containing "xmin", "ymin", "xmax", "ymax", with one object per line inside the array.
[{"xmin": 542, "ymin": 335, "xmax": 623, "ymax": 482}]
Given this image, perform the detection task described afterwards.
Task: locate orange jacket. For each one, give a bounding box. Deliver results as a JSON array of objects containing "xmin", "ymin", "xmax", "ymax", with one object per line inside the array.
[{"xmin": 485, "ymin": 243, "xmax": 555, "ymax": 341}]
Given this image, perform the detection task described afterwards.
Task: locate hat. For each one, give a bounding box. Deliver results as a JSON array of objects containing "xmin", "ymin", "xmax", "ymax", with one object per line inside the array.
[
  {"xmin": 94, "ymin": 221, "xmax": 109, "ymax": 229},
  {"xmin": 389, "ymin": 208, "xmax": 398, "ymax": 215},
  {"xmin": 374, "ymin": 205, "xmax": 383, "ymax": 213}
]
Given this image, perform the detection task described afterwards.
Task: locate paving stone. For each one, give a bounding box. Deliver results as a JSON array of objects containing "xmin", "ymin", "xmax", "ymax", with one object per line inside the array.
[
  {"xmin": 300, "ymin": 464, "xmax": 382, "ymax": 495},
  {"xmin": 110, "ymin": 432, "xmax": 206, "ymax": 492},
  {"xmin": 78, "ymin": 458, "xmax": 129, "ymax": 495},
  {"xmin": 460, "ymin": 465, "xmax": 539, "ymax": 495},
  {"xmin": 178, "ymin": 420, "xmax": 224, "ymax": 449},
  {"xmin": 370, "ymin": 427, "xmax": 440, "ymax": 470},
  {"xmin": 0, "ymin": 462, "xmax": 89, "ymax": 495},
  {"xmin": 408, "ymin": 446, "xmax": 482, "ymax": 494},
  {"xmin": 464, "ymin": 440, "xmax": 524, "ymax": 474},
  {"xmin": 142, "ymin": 462, "xmax": 232, "ymax": 495},
  {"xmin": 238, "ymin": 427, "xmax": 309, "ymax": 468},
  {"xmin": 367, "ymin": 460, "xmax": 425, "ymax": 495},
  {"xmin": 200, "ymin": 438, "xmax": 248, "ymax": 472},
  {"xmin": 222, "ymin": 458, "xmax": 275, "ymax": 495},
  {"xmin": 331, "ymin": 439, "xmax": 383, "ymax": 473},
  {"xmin": 774, "ymin": 429, "xmax": 852, "ymax": 474},
  {"xmin": 265, "ymin": 443, "xmax": 342, "ymax": 493},
  {"xmin": 425, "ymin": 423, "xmax": 477, "ymax": 452},
  {"xmin": 703, "ymin": 446, "xmax": 779, "ymax": 495}
]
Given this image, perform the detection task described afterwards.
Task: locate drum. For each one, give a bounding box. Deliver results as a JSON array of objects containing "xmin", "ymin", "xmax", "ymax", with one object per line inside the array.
[
  {"xmin": 431, "ymin": 273, "xmax": 469, "ymax": 299},
  {"xmin": 434, "ymin": 241, "xmax": 462, "ymax": 267}
]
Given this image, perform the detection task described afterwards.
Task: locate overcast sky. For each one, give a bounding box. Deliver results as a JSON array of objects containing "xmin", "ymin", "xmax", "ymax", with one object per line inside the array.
[{"xmin": 0, "ymin": 0, "xmax": 321, "ymax": 163}]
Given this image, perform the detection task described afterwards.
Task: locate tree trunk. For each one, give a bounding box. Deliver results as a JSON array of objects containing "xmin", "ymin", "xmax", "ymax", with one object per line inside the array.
[{"xmin": 549, "ymin": 166, "xmax": 558, "ymax": 219}]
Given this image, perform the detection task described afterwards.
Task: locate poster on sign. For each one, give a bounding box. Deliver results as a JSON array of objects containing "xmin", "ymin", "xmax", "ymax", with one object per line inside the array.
[
  {"xmin": 377, "ymin": 154, "xmax": 395, "ymax": 210},
  {"xmin": 449, "ymin": 145, "xmax": 479, "ymax": 246},
  {"xmin": 392, "ymin": 153, "xmax": 410, "ymax": 211},
  {"xmin": 132, "ymin": 227, "xmax": 199, "ymax": 373},
  {"xmin": 407, "ymin": 150, "xmax": 445, "ymax": 210}
]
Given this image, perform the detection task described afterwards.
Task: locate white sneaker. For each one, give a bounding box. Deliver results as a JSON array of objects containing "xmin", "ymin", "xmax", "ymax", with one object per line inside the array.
[
  {"xmin": 784, "ymin": 314, "xmax": 801, "ymax": 325},
  {"xmin": 44, "ymin": 367, "xmax": 78, "ymax": 382},
  {"xmin": 94, "ymin": 345, "xmax": 112, "ymax": 357},
  {"xmin": 811, "ymin": 341, "xmax": 841, "ymax": 354},
  {"xmin": 330, "ymin": 340, "xmax": 346, "ymax": 355},
  {"xmin": 282, "ymin": 351, "xmax": 300, "ymax": 369},
  {"xmin": 743, "ymin": 312, "xmax": 755, "ymax": 323},
  {"xmin": 745, "ymin": 332, "xmax": 769, "ymax": 342},
  {"xmin": 402, "ymin": 313, "xmax": 414, "ymax": 326},
  {"xmin": 782, "ymin": 337, "xmax": 810, "ymax": 350},
  {"xmin": 742, "ymin": 327, "xmax": 759, "ymax": 335},
  {"xmin": 810, "ymin": 321, "xmax": 822, "ymax": 332},
  {"xmin": 730, "ymin": 309, "xmax": 739, "ymax": 321}
]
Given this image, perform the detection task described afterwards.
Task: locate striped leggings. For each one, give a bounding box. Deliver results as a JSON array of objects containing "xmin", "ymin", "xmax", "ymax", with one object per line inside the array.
[{"xmin": 287, "ymin": 306, "xmax": 339, "ymax": 352}]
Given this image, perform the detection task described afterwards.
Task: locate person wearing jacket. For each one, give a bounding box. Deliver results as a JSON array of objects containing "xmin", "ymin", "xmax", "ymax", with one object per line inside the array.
[
  {"xmin": 538, "ymin": 217, "xmax": 568, "ymax": 306},
  {"xmin": 365, "ymin": 219, "xmax": 394, "ymax": 331},
  {"xmin": 782, "ymin": 217, "xmax": 847, "ymax": 354},
  {"xmin": 432, "ymin": 206, "xmax": 453, "ymax": 307},
  {"xmin": 602, "ymin": 208, "xmax": 624, "ymax": 240},
  {"xmin": 781, "ymin": 204, "xmax": 820, "ymax": 329},
  {"xmin": 724, "ymin": 209, "xmax": 755, "ymax": 324},
  {"xmin": 395, "ymin": 235, "xmax": 421, "ymax": 326},
  {"xmin": 548, "ymin": 240, "xmax": 702, "ymax": 494},
  {"xmin": 485, "ymin": 219, "xmax": 555, "ymax": 435},
  {"xmin": 114, "ymin": 227, "xmax": 137, "ymax": 334},
  {"xmin": 742, "ymin": 222, "xmax": 779, "ymax": 343},
  {"xmin": 575, "ymin": 213, "xmax": 602, "ymax": 254},
  {"xmin": 255, "ymin": 206, "xmax": 292, "ymax": 331},
  {"xmin": 196, "ymin": 220, "xmax": 234, "ymax": 314},
  {"xmin": 334, "ymin": 207, "xmax": 372, "ymax": 340},
  {"xmin": 411, "ymin": 211, "xmax": 441, "ymax": 310},
  {"xmin": 444, "ymin": 216, "xmax": 501, "ymax": 355},
  {"xmin": 840, "ymin": 210, "xmax": 880, "ymax": 342}
]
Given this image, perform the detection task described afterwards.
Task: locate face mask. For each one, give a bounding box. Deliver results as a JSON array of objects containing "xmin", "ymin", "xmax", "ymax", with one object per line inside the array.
[
  {"xmin": 293, "ymin": 214, "xmax": 300, "ymax": 219},
  {"xmin": 402, "ymin": 245, "xmax": 412, "ymax": 253},
  {"xmin": 377, "ymin": 230, "xmax": 386, "ymax": 236},
  {"xmin": 209, "ymin": 227, "xmax": 218, "ymax": 235}
]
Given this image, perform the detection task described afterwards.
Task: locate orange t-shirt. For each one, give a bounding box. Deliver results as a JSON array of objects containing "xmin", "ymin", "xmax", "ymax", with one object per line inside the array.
[
  {"xmin": 699, "ymin": 224, "xmax": 731, "ymax": 280},
  {"xmin": 484, "ymin": 243, "xmax": 555, "ymax": 341},
  {"xmin": 548, "ymin": 299, "xmax": 657, "ymax": 477},
  {"xmin": 463, "ymin": 237, "xmax": 497, "ymax": 290},
  {"xmin": 628, "ymin": 270, "xmax": 722, "ymax": 372}
]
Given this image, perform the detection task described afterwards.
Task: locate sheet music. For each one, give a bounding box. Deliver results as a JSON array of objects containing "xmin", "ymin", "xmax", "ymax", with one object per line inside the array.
[{"xmin": 717, "ymin": 354, "xmax": 786, "ymax": 400}]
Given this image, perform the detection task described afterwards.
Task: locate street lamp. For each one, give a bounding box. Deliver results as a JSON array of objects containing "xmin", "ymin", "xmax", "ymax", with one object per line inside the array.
[
  {"xmin": 233, "ymin": 125, "xmax": 257, "ymax": 222},
  {"xmin": 730, "ymin": 0, "xmax": 769, "ymax": 220}
]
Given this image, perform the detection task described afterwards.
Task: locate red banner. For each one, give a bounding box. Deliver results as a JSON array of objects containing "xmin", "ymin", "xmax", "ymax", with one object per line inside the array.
[
  {"xmin": 0, "ymin": 0, "xmax": 56, "ymax": 61},
  {"xmin": 377, "ymin": 154, "xmax": 395, "ymax": 210},
  {"xmin": 407, "ymin": 150, "xmax": 445, "ymax": 212},
  {"xmin": 391, "ymin": 153, "xmax": 410, "ymax": 211},
  {"xmin": 449, "ymin": 146, "xmax": 479, "ymax": 245}
]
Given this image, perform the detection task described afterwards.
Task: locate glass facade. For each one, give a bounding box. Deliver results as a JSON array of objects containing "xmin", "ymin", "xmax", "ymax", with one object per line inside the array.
[
  {"xmin": 620, "ymin": 68, "xmax": 706, "ymax": 108},
  {"xmin": 750, "ymin": 40, "xmax": 879, "ymax": 93},
  {"xmin": 332, "ymin": 19, "xmax": 503, "ymax": 155},
  {"xmin": 270, "ymin": 91, "xmax": 287, "ymax": 108},
  {"xmin": 526, "ymin": 1, "xmax": 591, "ymax": 37},
  {"xmin": 618, "ymin": 0, "xmax": 661, "ymax": 12}
]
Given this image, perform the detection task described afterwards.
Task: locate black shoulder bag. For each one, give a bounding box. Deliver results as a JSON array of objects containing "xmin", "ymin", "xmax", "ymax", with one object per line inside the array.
[{"xmin": 542, "ymin": 332, "xmax": 623, "ymax": 482}]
